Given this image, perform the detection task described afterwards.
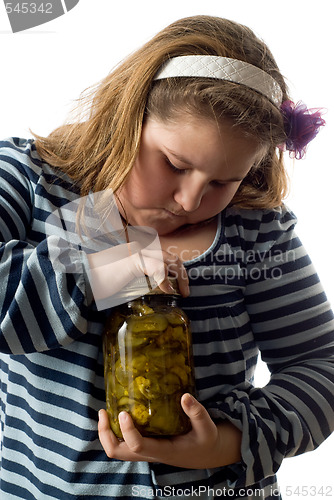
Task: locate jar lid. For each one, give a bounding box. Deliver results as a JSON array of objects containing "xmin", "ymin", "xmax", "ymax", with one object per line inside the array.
[
  {"xmin": 110, "ymin": 276, "xmax": 180, "ymax": 304},
  {"xmin": 146, "ymin": 277, "xmax": 181, "ymax": 296}
]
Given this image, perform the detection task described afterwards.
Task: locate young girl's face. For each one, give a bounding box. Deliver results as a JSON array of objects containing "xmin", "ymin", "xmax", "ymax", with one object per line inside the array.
[{"xmin": 118, "ymin": 115, "xmax": 265, "ymax": 236}]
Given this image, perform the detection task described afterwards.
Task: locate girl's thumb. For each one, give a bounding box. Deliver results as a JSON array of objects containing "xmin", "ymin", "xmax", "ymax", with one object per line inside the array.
[
  {"xmin": 181, "ymin": 394, "xmax": 216, "ymax": 436},
  {"xmin": 181, "ymin": 394, "xmax": 207, "ymax": 422}
]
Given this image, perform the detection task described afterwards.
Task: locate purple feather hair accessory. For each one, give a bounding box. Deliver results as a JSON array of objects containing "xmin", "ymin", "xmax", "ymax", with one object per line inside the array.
[{"xmin": 279, "ymin": 100, "xmax": 326, "ymax": 159}]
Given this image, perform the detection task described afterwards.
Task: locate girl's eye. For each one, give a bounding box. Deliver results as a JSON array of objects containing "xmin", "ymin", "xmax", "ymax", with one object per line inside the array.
[
  {"xmin": 165, "ymin": 157, "xmax": 185, "ymax": 174},
  {"xmin": 211, "ymin": 180, "xmax": 226, "ymax": 188}
]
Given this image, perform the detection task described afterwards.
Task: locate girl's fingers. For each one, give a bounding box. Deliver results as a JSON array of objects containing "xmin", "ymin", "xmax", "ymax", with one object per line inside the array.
[
  {"xmin": 97, "ymin": 409, "xmax": 120, "ymax": 457},
  {"xmin": 98, "ymin": 410, "xmax": 167, "ymax": 462},
  {"xmin": 133, "ymin": 248, "xmax": 189, "ymax": 297},
  {"xmin": 118, "ymin": 412, "xmax": 174, "ymax": 462},
  {"xmin": 181, "ymin": 394, "xmax": 216, "ymax": 437},
  {"xmin": 118, "ymin": 411, "xmax": 146, "ymax": 454}
]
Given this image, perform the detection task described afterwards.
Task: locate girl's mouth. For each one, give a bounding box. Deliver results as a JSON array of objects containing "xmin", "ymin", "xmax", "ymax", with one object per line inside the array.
[{"xmin": 164, "ymin": 208, "xmax": 184, "ymax": 217}]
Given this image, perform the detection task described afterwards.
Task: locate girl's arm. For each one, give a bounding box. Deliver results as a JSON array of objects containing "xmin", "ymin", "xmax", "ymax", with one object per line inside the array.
[{"xmin": 0, "ymin": 139, "xmax": 95, "ymax": 353}]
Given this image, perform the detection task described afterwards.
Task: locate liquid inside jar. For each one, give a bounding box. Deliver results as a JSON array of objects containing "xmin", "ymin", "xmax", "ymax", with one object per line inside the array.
[{"xmin": 103, "ymin": 292, "xmax": 195, "ymax": 438}]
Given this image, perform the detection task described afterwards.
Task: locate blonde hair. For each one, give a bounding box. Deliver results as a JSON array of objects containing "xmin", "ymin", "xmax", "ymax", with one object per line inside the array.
[{"xmin": 34, "ymin": 15, "xmax": 290, "ymax": 209}]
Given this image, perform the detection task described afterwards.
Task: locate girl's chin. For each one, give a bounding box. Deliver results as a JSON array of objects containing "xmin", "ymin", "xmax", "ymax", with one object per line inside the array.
[{"xmin": 147, "ymin": 221, "xmax": 182, "ymax": 236}]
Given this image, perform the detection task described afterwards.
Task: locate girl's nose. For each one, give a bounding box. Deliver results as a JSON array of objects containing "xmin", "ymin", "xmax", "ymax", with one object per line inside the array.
[{"xmin": 173, "ymin": 179, "xmax": 206, "ymax": 213}]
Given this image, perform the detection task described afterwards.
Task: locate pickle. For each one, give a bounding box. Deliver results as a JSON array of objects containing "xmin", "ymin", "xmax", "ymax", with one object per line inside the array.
[
  {"xmin": 117, "ymin": 396, "xmax": 134, "ymax": 410},
  {"xmin": 131, "ymin": 402, "xmax": 151, "ymax": 426},
  {"xmin": 132, "ymin": 302, "xmax": 155, "ymax": 316},
  {"xmin": 165, "ymin": 312, "xmax": 188, "ymax": 326},
  {"xmin": 131, "ymin": 354, "xmax": 149, "ymax": 374},
  {"xmin": 110, "ymin": 417, "xmax": 122, "ymax": 437},
  {"xmin": 124, "ymin": 331, "xmax": 150, "ymax": 348},
  {"xmin": 159, "ymin": 373, "xmax": 181, "ymax": 394},
  {"xmin": 135, "ymin": 375, "xmax": 161, "ymax": 399},
  {"xmin": 155, "ymin": 325, "xmax": 183, "ymax": 349},
  {"xmin": 148, "ymin": 402, "xmax": 183, "ymax": 435},
  {"xmin": 106, "ymin": 372, "xmax": 125, "ymax": 401},
  {"xmin": 128, "ymin": 313, "xmax": 169, "ymax": 333},
  {"xmin": 170, "ymin": 365, "xmax": 189, "ymax": 386}
]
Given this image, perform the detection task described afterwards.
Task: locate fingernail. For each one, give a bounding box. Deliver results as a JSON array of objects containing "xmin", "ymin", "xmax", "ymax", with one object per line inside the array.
[
  {"xmin": 118, "ymin": 411, "xmax": 128, "ymax": 423},
  {"xmin": 184, "ymin": 393, "xmax": 196, "ymax": 408},
  {"xmin": 166, "ymin": 281, "xmax": 176, "ymax": 292}
]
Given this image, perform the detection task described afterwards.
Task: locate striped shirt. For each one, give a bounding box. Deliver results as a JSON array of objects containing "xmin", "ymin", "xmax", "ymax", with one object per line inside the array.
[{"xmin": 0, "ymin": 137, "xmax": 333, "ymax": 500}]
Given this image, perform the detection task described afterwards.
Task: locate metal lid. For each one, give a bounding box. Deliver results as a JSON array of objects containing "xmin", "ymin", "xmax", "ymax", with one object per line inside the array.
[
  {"xmin": 146, "ymin": 277, "xmax": 181, "ymax": 296},
  {"xmin": 111, "ymin": 276, "xmax": 181, "ymax": 305}
]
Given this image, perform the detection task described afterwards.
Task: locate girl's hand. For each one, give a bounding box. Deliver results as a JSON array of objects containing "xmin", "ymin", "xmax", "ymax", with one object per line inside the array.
[
  {"xmin": 87, "ymin": 242, "xmax": 189, "ymax": 302},
  {"xmin": 131, "ymin": 245, "xmax": 189, "ymax": 297},
  {"xmin": 98, "ymin": 394, "xmax": 242, "ymax": 469}
]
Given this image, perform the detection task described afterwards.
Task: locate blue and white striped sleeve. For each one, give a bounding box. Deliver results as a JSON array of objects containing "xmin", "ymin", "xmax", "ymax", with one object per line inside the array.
[
  {"xmin": 0, "ymin": 140, "xmax": 93, "ymax": 354},
  {"xmin": 208, "ymin": 207, "xmax": 334, "ymax": 487}
]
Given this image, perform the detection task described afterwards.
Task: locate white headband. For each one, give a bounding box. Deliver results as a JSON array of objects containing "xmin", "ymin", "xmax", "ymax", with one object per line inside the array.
[{"xmin": 153, "ymin": 55, "xmax": 283, "ymax": 107}]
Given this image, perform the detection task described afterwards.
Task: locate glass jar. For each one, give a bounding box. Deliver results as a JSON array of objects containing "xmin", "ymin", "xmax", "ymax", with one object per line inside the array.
[{"xmin": 103, "ymin": 281, "xmax": 195, "ymax": 438}]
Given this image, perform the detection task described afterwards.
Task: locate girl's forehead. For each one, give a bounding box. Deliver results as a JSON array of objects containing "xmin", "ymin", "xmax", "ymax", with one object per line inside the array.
[{"xmin": 145, "ymin": 114, "xmax": 265, "ymax": 152}]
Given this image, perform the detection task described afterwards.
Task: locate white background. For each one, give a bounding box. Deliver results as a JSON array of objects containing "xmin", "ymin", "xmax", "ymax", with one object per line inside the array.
[{"xmin": 0, "ymin": 0, "xmax": 333, "ymax": 497}]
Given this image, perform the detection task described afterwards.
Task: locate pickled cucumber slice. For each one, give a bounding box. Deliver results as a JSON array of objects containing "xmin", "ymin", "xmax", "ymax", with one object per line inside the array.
[
  {"xmin": 131, "ymin": 402, "xmax": 151, "ymax": 426},
  {"xmin": 128, "ymin": 314, "xmax": 168, "ymax": 333},
  {"xmin": 122, "ymin": 331, "xmax": 150, "ymax": 348},
  {"xmin": 165, "ymin": 311, "xmax": 189, "ymax": 326},
  {"xmin": 170, "ymin": 365, "xmax": 189, "ymax": 386},
  {"xmin": 110, "ymin": 417, "xmax": 122, "ymax": 438},
  {"xmin": 132, "ymin": 303, "xmax": 155, "ymax": 315},
  {"xmin": 159, "ymin": 373, "xmax": 181, "ymax": 395},
  {"xmin": 135, "ymin": 375, "xmax": 160, "ymax": 399}
]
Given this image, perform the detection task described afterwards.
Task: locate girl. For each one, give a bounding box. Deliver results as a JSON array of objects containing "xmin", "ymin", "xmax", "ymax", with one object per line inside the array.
[{"xmin": 0, "ymin": 15, "xmax": 333, "ymax": 500}]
